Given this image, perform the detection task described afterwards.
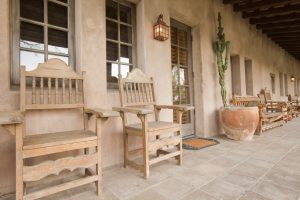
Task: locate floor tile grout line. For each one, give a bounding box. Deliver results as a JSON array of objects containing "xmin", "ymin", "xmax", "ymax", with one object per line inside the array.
[{"xmin": 246, "ymin": 143, "xmax": 299, "ymax": 197}]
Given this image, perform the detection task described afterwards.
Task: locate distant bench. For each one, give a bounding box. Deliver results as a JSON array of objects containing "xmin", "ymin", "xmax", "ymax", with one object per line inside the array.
[{"xmin": 231, "ymin": 95, "xmax": 285, "ymax": 135}]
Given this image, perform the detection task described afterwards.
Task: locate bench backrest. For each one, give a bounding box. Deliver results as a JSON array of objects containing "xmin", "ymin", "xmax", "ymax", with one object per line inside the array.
[
  {"xmin": 231, "ymin": 95, "xmax": 261, "ymax": 107},
  {"xmin": 118, "ymin": 69, "xmax": 156, "ymax": 107},
  {"xmin": 20, "ymin": 59, "xmax": 85, "ymax": 112}
]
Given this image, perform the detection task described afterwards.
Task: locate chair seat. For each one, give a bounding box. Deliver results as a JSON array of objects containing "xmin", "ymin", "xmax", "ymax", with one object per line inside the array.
[
  {"xmin": 126, "ymin": 121, "xmax": 180, "ymax": 132},
  {"xmin": 23, "ymin": 130, "xmax": 96, "ymax": 150}
]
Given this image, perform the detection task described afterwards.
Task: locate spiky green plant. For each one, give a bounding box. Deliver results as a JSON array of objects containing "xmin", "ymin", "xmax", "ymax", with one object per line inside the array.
[{"xmin": 214, "ymin": 12, "xmax": 230, "ymax": 107}]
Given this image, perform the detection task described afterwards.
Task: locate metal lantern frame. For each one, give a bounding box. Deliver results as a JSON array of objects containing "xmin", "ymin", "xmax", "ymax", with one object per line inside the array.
[{"xmin": 153, "ymin": 14, "xmax": 169, "ymax": 41}]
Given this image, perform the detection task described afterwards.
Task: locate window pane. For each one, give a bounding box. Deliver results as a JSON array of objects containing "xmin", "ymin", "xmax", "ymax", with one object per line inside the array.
[
  {"xmin": 171, "ymin": 46, "xmax": 177, "ymax": 64},
  {"xmin": 179, "ymin": 48, "xmax": 187, "ymax": 65},
  {"xmin": 106, "ymin": 41, "xmax": 118, "ymax": 61},
  {"xmin": 48, "ymin": 28, "xmax": 68, "ymax": 54},
  {"xmin": 57, "ymin": 0, "xmax": 68, "ymax": 3},
  {"xmin": 171, "ymin": 27, "xmax": 177, "ymax": 45},
  {"xmin": 48, "ymin": 54, "xmax": 69, "ymax": 64},
  {"xmin": 120, "ymin": 25, "xmax": 132, "ymax": 43},
  {"xmin": 179, "ymin": 67, "xmax": 188, "ymax": 85},
  {"xmin": 119, "ymin": 4, "xmax": 131, "ymax": 24},
  {"xmin": 180, "ymin": 86, "xmax": 190, "ymax": 104},
  {"xmin": 121, "ymin": 45, "xmax": 132, "ymax": 63},
  {"xmin": 20, "ymin": 0, "xmax": 44, "ymax": 22},
  {"xmin": 106, "ymin": 0, "xmax": 117, "ymax": 20},
  {"xmin": 20, "ymin": 50, "xmax": 44, "ymax": 71},
  {"xmin": 120, "ymin": 64, "xmax": 131, "ymax": 78},
  {"xmin": 20, "ymin": 22, "xmax": 44, "ymax": 50},
  {"xmin": 48, "ymin": 2, "xmax": 68, "ymax": 28},
  {"xmin": 106, "ymin": 20, "xmax": 118, "ymax": 41},
  {"xmin": 107, "ymin": 62, "xmax": 118, "ymax": 83},
  {"xmin": 178, "ymin": 30, "xmax": 187, "ymax": 48}
]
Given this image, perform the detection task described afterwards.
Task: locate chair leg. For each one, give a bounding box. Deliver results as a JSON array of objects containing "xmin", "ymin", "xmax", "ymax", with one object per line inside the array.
[
  {"xmin": 142, "ymin": 133, "xmax": 149, "ymax": 178},
  {"xmin": 16, "ymin": 124, "xmax": 24, "ymax": 200},
  {"xmin": 96, "ymin": 118, "xmax": 102, "ymax": 196},
  {"xmin": 176, "ymin": 130, "xmax": 183, "ymax": 165},
  {"xmin": 124, "ymin": 132, "xmax": 128, "ymax": 168}
]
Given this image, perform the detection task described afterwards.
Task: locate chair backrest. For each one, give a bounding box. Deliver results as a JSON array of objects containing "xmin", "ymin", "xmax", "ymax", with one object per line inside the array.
[
  {"xmin": 118, "ymin": 69, "xmax": 156, "ymax": 107},
  {"xmin": 20, "ymin": 59, "xmax": 85, "ymax": 112},
  {"xmin": 261, "ymin": 89, "xmax": 272, "ymax": 102}
]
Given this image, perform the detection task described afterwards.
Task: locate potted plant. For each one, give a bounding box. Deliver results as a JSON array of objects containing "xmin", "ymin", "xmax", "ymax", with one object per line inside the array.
[{"xmin": 214, "ymin": 12, "xmax": 259, "ymax": 141}]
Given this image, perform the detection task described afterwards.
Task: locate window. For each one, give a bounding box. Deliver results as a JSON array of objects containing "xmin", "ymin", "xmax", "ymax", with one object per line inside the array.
[
  {"xmin": 279, "ymin": 72, "xmax": 284, "ymax": 96},
  {"xmin": 230, "ymin": 55, "xmax": 241, "ymax": 95},
  {"xmin": 106, "ymin": 0, "xmax": 136, "ymax": 88},
  {"xmin": 245, "ymin": 59, "xmax": 253, "ymax": 95},
  {"xmin": 11, "ymin": 0, "xmax": 75, "ymax": 85},
  {"xmin": 270, "ymin": 73, "xmax": 275, "ymax": 94},
  {"xmin": 284, "ymin": 73, "xmax": 288, "ymax": 96}
]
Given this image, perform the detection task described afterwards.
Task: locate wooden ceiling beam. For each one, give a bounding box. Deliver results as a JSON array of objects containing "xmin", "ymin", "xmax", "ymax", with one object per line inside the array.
[
  {"xmin": 223, "ymin": 0, "xmax": 244, "ymax": 4},
  {"xmin": 234, "ymin": 0, "xmax": 300, "ymax": 12},
  {"xmin": 250, "ymin": 13, "xmax": 300, "ymax": 25},
  {"xmin": 263, "ymin": 27, "xmax": 300, "ymax": 34},
  {"xmin": 267, "ymin": 32, "xmax": 300, "ymax": 37},
  {"xmin": 270, "ymin": 37, "xmax": 300, "ymax": 42},
  {"xmin": 243, "ymin": 4, "xmax": 300, "ymax": 18},
  {"xmin": 257, "ymin": 20, "xmax": 300, "ymax": 29}
]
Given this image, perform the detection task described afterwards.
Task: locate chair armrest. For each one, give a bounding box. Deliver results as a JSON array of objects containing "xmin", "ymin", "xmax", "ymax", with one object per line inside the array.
[
  {"xmin": 0, "ymin": 111, "xmax": 23, "ymax": 125},
  {"xmin": 85, "ymin": 108, "xmax": 119, "ymax": 118},
  {"xmin": 155, "ymin": 105, "xmax": 195, "ymax": 112},
  {"xmin": 112, "ymin": 107, "xmax": 153, "ymax": 115}
]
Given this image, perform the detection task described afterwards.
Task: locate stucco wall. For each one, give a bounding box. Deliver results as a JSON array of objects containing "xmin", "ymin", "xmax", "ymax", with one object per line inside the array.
[{"xmin": 0, "ymin": 0, "xmax": 300, "ymax": 194}]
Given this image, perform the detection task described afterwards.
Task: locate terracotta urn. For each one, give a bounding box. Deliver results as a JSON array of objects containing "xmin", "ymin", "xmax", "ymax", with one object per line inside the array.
[{"xmin": 220, "ymin": 106, "xmax": 259, "ymax": 141}]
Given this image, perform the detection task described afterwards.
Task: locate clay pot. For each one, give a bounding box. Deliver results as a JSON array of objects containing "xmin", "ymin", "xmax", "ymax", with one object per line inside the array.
[{"xmin": 220, "ymin": 106, "xmax": 259, "ymax": 141}]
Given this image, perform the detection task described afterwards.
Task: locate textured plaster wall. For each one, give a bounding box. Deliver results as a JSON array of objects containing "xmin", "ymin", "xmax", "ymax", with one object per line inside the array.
[{"xmin": 0, "ymin": 0, "xmax": 300, "ymax": 194}]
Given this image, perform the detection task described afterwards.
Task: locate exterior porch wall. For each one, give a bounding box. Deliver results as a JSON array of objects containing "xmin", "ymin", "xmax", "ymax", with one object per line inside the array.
[{"xmin": 0, "ymin": 0, "xmax": 299, "ymax": 194}]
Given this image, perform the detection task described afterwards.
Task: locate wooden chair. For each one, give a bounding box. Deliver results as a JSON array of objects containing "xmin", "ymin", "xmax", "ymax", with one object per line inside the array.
[
  {"xmin": 260, "ymin": 89, "xmax": 288, "ymax": 121},
  {"xmin": 231, "ymin": 95, "xmax": 284, "ymax": 135},
  {"xmin": 113, "ymin": 69, "xmax": 194, "ymax": 178},
  {"xmin": 16, "ymin": 59, "xmax": 118, "ymax": 200}
]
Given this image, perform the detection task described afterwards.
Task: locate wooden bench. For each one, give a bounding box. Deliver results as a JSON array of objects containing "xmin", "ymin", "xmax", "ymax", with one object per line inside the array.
[
  {"xmin": 231, "ymin": 95, "xmax": 284, "ymax": 135},
  {"xmin": 13, "ymin": 59, "xmax": 118, "ymax": 200}
]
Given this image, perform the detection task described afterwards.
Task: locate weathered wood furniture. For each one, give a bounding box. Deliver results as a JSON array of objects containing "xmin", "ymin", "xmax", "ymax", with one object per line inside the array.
[
  {"xmin": 260, "ymin": 89, "xmax": 288, "ymax": 121},
  {"xmin": 15, "ymin": 59, "xmax": 118, "ymax": 200},
  {"xmin": 231, "ymin": 95, "xmax": 284, "ymax": 134},
  {"xmin": 113, "ymin": 69, "xmax": 194, "ymax": 178},
  {"xmin": 288, "ymin": 95, "xmax": 300, "ymax": 117}
]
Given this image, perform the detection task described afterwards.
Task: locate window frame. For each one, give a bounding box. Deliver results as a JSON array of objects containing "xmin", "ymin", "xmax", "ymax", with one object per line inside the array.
[
  {"xmin": 11, "ymin": 0, "xmax": 75, "ymax": 85},
  {"xmin": 106, "ymin": 0, "xmax": 136, "ymax": 89}
]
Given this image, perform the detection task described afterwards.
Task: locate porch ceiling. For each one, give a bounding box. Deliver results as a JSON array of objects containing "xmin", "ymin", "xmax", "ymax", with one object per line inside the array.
[{"xmin": 224, "ymin": 0, "xmax": 300, "ymax": 61}]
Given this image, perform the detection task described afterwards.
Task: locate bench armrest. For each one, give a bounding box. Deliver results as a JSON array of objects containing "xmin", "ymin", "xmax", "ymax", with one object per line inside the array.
[
  {"xmin": 155, "ymin": 105, "xmax": 195, "ymax": 112},
  {"xmin": 113, "ymin": 107, "xmax": 153, "ymax": 115},
  {"xmin": 85, "ymin": 108, "xmax": 119, "ymax": 118},
  {"xmin": 0, "ymin": 111, "xmax": 23, "ymax": 125}
]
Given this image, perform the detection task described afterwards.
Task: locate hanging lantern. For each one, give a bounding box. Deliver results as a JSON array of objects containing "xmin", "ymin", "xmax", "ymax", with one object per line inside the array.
[
  {"xmin": 153, "ymin": 14, "xmax": 169, "ymax": 41},
  {"xmin": 291, "ymin": 75, "xmax": 295, "ymax": 82}
]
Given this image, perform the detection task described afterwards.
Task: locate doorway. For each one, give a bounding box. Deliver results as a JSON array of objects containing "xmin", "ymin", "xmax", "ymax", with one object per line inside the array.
[{"xmin": 170, "ymin": 19, "xmax": 195, "ymax": 137}]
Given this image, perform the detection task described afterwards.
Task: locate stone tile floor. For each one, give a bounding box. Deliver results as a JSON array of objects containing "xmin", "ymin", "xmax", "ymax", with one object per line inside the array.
[{"xmin": 2, "ymin": 118, "xmax": 300, "ymax": 200}]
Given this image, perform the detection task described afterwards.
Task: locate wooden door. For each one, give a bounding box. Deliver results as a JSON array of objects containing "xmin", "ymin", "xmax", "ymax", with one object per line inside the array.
[{"xmin": 171, "ymin": 19, "xmax": 195, "ymax": 137}]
